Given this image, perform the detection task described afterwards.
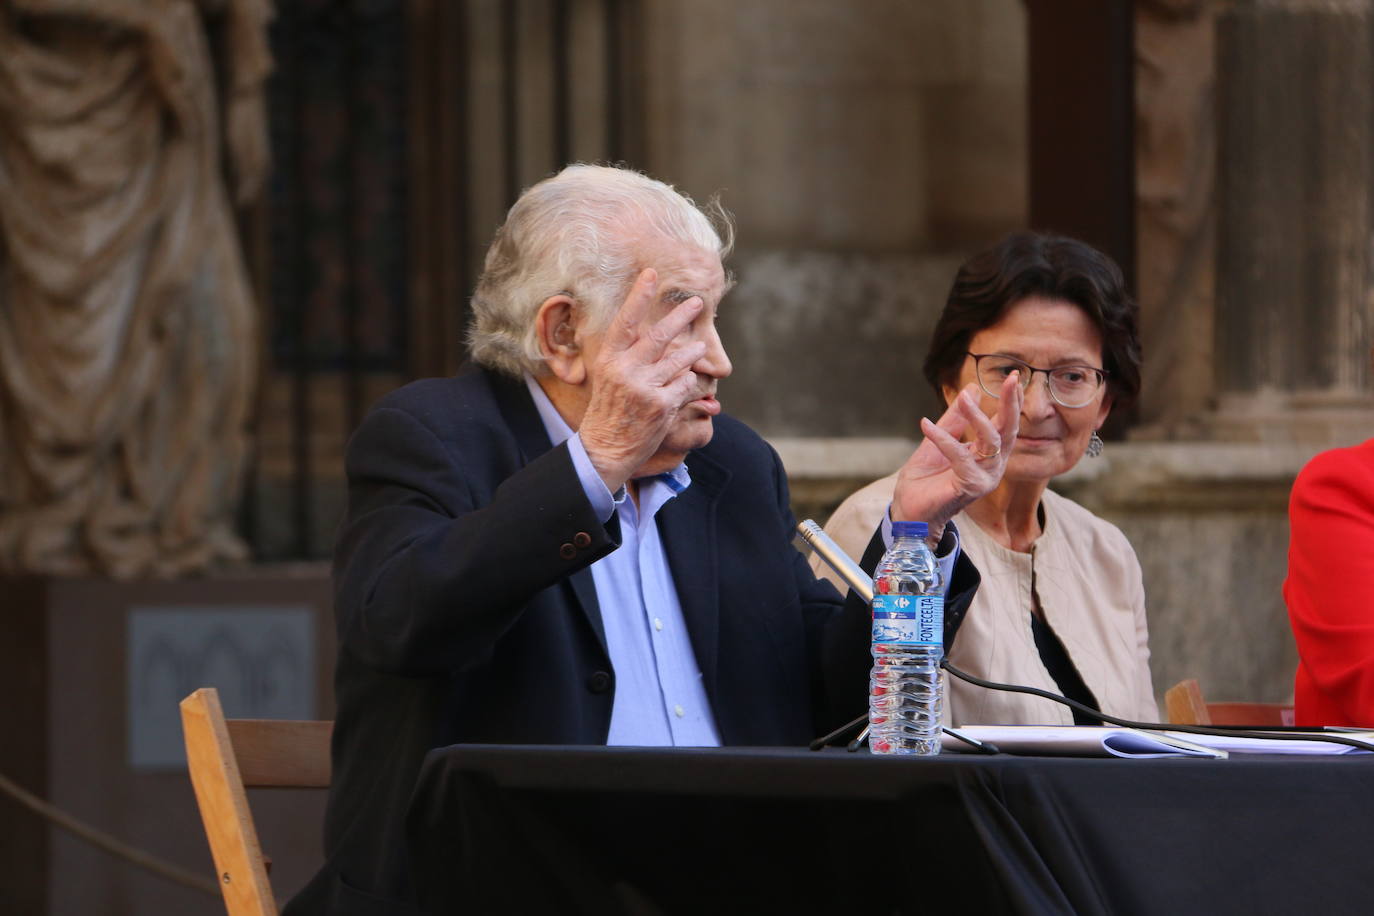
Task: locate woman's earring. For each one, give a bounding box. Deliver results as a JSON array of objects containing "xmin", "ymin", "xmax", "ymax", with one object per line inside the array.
[{"xmin": 1086, "ymin": 430, "xmax": 1104, "ymax": 458}]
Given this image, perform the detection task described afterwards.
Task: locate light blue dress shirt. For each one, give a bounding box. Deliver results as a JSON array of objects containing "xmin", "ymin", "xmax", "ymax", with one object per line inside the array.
[
  {"xmin": 524, "ymin": 376, "xmax": 722, "ymax": 746},
  {"xmin": 520, "ymin": 375, "xmax": 958, "ymax": 745}
]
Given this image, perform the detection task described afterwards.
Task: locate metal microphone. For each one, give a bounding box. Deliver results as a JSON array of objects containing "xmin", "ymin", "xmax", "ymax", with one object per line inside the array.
[{"xmin": 796, "ymin": 519, "xmax": 873, "ymax": 603}]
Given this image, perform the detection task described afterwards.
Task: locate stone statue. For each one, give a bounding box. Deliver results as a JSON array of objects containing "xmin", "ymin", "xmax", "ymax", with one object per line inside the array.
[
  {"xmin": 0, "ymin": 0, "xmax": 271, "ymax": 577},
  {"xmin": 1134, "ymin": 0, "xmax": 1217, "ymax": 437}
]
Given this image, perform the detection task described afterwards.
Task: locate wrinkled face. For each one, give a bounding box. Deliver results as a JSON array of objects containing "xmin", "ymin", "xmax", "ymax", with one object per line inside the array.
[
  {"xmin": 943, "ymin": 296, "xmax": 1113, "ymax": 484},
  {"xmin": 581, "ymin": 238, "xmax": 733, "ymax": 476}
]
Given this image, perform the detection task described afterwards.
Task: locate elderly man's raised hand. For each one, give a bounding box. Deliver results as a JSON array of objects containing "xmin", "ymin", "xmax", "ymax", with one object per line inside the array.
[
  {"xmin": 579, "ymin": 269, "xmax": 707, "ymax": 491},
  {"xmin": 891, "ymin": 373, "xmax": 1023, "ymax": 543}
]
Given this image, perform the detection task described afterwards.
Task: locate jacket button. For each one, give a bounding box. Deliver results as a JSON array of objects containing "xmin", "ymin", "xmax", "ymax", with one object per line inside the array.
[
  {"xmin": 573, "ymin": 531, "xmax": 592, "ymax": 548},
  {"xmin": 587, "ymin": 671, "xmax": 612, "ymax": 694},
  {"xmin": 559, "ymin": 543, "xmax": 576, "ymax": 559}
]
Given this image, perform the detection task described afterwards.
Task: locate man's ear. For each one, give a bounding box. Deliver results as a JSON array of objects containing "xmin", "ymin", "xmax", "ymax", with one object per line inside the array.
[{"xmin": 534, "ymin": 295, "xmax": 586, "ymax": 385}]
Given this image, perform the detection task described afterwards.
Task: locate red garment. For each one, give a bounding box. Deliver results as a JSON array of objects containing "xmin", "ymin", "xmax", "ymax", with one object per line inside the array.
[{"xmin": 1285, "ymin": 438, "xmax": 1374, "ymax": 727}]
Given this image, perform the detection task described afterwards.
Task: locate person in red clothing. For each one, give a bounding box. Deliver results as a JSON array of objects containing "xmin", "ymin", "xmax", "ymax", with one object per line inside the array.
[{"xmin": 1285, "ymin": 438, "xmax": 1374, "ymax": 727}]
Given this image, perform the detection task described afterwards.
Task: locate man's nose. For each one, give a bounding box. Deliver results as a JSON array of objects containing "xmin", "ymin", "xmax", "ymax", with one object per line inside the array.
[{"xmin": 695, "ymin": 325, "xmax": 732, "ymax": 379}]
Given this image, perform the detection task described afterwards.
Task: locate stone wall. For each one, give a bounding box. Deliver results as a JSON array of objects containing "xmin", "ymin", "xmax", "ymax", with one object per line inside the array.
[
  {"xmin": 723, "ymin": 250, "xmax": 964, "ymax": 437},
  {"xmin": 638, "ymin": 0, "xmax": 1027, "ymax": 437},
  {"xmin": 642, "ymin": 0, "xmax": 1028, "ymax": 253},
  {"xmin": 1123, "ymin": 0, "xmax": 1374, "ymax": 708}
]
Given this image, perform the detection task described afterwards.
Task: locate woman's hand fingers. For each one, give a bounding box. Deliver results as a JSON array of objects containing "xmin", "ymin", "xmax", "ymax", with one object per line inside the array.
[
  {"xmin": 954, "ymin": 385, "xmax": 1003, "ymax": 460},
  {"xmin": 992, "ymin": 371, "xmax": 1023, "ymax": 448}
]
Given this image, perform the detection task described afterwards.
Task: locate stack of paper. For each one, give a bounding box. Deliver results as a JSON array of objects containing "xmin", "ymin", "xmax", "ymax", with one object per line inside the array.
[{"xmin": 939, "ymin": 725, "xmax": 1374, "ymax": 759}]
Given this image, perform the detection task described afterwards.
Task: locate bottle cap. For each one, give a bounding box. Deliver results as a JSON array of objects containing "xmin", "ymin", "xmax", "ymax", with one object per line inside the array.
[{"xmin": 892, "ymin": 520, "xmax": 929, "ymax": 540}]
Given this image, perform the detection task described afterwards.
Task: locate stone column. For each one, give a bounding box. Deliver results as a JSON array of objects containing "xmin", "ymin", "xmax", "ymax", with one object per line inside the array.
[
  {"xmin": 1060, "ymin": 0, "xmax": 1374, "ymax": 708},
  {"xmin": 1213, "ymin": 0, "xmax": 1374, "ymax": 442},
  {"xmin": 1133, "ymin": 0, "xmax": 1218, "ymax": 436}
]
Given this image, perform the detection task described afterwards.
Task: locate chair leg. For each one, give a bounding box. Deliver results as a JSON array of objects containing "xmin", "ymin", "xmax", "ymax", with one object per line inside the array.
[{"xmin": 180, "ymin": 688, "xmax": 280, "ymax": 916}]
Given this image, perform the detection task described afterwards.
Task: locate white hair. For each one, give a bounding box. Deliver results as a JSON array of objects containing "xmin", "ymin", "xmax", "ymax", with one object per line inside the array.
[{"xmin": 466, "ymin": 164, "xmax": 734, "ymax": 377}]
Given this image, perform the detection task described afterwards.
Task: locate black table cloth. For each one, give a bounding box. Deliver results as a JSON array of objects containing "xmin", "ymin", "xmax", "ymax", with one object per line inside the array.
[{"xmin": 406, "ymin": 744, "xmax": 1374, "ymax": 915}]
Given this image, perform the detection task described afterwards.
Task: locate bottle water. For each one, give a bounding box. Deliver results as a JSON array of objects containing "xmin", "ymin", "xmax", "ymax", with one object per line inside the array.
[{"xmin": 869, "ymin": 520, "xmax": 945, "ymax": 755}]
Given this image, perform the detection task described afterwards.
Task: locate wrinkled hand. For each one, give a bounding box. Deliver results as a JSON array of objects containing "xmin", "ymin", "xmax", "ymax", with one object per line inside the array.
[
  {"xmin": 892, "ymin": 373, "xmax": 1023, "ymax": 541},
  {"xmin": 579, "ymin": 269, "xmax": 707, "ymax": 491}
]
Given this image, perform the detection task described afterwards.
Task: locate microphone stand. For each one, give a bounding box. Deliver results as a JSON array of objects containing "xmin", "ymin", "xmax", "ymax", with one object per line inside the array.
[{"xmin": 798, "ymin": 520, "xmax": 999, "ymax": 756}]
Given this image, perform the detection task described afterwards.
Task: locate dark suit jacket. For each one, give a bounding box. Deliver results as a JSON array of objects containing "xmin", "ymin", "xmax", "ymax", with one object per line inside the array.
[{"xmin": 284, "ymin": 367, "xmax": 979, "ymax": 915}]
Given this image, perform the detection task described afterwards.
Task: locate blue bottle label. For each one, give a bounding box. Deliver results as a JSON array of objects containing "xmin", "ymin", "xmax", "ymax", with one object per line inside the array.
[{"xmin": 872, "ymin": 594, "xmax": 944, "ymax": 646}]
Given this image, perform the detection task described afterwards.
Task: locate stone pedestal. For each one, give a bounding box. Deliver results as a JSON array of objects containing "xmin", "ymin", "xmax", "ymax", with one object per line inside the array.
[{"xmin": 1, "ymin": 569, "xmax": 334, "ymax": 916}]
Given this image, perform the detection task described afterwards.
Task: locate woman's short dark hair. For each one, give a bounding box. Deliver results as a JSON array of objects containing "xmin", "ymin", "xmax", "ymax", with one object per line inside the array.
[{"xmin": 922, "ymin": 231, "xmax": 1141, "ymax": 411}]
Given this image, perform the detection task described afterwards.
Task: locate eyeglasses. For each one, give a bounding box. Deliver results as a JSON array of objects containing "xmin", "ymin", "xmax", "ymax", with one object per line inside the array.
[{"xmin": 965, "ymin": 352, "xmax": 1108, "ymax": 409}]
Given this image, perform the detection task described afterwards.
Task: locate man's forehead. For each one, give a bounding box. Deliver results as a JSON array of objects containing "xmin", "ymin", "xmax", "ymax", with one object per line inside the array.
[{"xmin": 634, "ymin": 239, "xmax": 728, "ymax": 299}]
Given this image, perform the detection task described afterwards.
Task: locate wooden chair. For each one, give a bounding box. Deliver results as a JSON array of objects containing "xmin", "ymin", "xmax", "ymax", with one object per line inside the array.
[
  {"xmin": 1165, "ymin": 678, "xmax": 1295, "ymax": 727},
  {"xmin": 180, "ymin": 688, "xmax": 333, "ymax": 916}
]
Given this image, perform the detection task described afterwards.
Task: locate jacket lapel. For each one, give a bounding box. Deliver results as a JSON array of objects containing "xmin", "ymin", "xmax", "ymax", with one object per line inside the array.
[
  {"xmin": 486, "ymin": 369, "xmax": 609, "ymax": 654},
  {"xmin": 659, "ymin": 447, "xmax": 730, "ymax": 707}
]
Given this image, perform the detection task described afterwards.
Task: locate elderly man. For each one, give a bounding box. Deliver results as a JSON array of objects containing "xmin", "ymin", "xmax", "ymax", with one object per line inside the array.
[{"xmin": 286, "ymin": 164, "xmax": 1020, "ymax": 914}]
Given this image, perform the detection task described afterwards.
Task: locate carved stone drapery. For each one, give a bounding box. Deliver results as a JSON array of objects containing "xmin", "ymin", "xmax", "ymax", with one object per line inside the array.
[
  {"xmin": 0, "ymin": 0, "xmax": 271, "ymax": 577},
  {"xmin": 1134, "ymin": 0, "xmax": 1218, "ymax": 437},
  {"xmin": 1213, "ymin": 0, "xmax": 1374, "ymax": 442}
]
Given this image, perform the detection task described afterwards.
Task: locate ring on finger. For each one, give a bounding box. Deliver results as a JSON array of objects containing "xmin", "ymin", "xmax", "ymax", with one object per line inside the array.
[{"xmin": 972, "ymin": 442, "xmax": 1001, "ymax": 460}]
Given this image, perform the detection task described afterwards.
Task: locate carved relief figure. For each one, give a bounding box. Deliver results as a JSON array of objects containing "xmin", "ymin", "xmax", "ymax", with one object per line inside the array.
[
  {"xmin": 0, "ymin": 0, "xmax": 271, "ymax": 577},
  {"xmin": 1134, "ymin": 0, "xmax": 1216, "ymax": 435}
]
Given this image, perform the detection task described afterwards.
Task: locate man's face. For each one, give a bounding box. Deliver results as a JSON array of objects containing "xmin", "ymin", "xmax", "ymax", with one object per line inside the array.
[{"xmin": 581, "ymin": 238, "xmax": 733, "ymax": 477}]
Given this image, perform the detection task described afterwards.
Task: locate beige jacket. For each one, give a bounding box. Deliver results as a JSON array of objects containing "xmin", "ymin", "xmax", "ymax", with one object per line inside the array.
[{"xmin": 810, "ymin": 473, "xmax": 1157, "ymax": 725}]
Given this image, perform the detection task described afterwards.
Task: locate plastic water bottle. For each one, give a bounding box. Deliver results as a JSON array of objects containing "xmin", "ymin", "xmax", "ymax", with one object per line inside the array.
[{"xmin": 869, "ymin": 520, "xmax": 944, "ymax": 755}]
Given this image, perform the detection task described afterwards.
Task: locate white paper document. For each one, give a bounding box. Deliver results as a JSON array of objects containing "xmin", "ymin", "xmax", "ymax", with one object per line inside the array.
[
  {"xmin": 940, "ymin": 725, "xmax": 1226, "ymax": 759},
  {"xmin": 941, "ymin": 725, "xmax": 1374, "ymax": 759},
  {"xmin": 1160, "ymin": 730, "xmax": 1374, "ymax": 756}
]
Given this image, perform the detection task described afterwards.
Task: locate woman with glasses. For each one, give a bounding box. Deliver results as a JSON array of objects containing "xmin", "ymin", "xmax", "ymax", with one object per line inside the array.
[{"xmin": 813, "ymin": 231, "xmax": 1157, "ymax": 726}]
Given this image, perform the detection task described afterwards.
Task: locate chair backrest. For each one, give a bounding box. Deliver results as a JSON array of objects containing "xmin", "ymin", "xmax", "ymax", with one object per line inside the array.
[
  {"xmin": 1164, "ymin": 678, "xmax": 1295, "ymax": 727},
  {"xmin": 180, "ymin": 688, "xmax": 333, "ymax": 916}
]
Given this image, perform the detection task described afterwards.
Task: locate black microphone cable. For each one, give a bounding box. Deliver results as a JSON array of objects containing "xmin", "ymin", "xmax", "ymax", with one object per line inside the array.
[
  {"xmin": 812, "ymin": 666, "xmax": 1374, "ymax": 754},
  {"xmin": 796, "ymin": 518, "xmax": 1374, "ymax": 755},
  {"xmin": 941, "ymin": 659, "xmax": 1374, "ymax": 753}
]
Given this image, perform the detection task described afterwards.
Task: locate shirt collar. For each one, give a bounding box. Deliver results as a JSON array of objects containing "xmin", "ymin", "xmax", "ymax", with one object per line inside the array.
[{"xmin": 523, "ymin": 373, "xmax": 576, "ymax": 447}]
